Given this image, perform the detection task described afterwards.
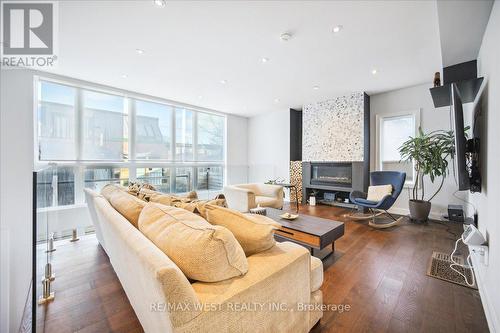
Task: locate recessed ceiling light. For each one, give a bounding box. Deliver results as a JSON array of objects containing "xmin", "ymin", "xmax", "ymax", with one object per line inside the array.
[
  {"xmin": 198, "ymin": 95, "xmax": 203, "ymax": 99},
  {"xmin": 371, "ymin": 69, "xmax": 378, "ymax": 75},
  {"xmin": 313, "ymin": 85, "xmax": 320, "ymax": 90},
  {"xmin": 274, "ymin": 98, "xmax": 280, "ymax": 103},
  {"xmin": 153, "ymin": 0, "xmax": 166, "ymax": 7},
  {"xmin": 135, "ymin": 48, "xmax": 145, "ymax": 55},
  {"xmin": 220, "ymin": 79, "xmax": 227, "ymax": 84},
  {"xmin": 280, "ymin": 32, "xmax": 292, "ymax": 41},
  {"xmin": 332, "ymin": 25, "xmax": 343, "ymax": 33},
  {"xmin": 261, "ymin": 57, "xmax": 269, "ymax": 63},
  {"xmin": 121, "ymin": 74, "xmax": 128, "ymax": 79}
]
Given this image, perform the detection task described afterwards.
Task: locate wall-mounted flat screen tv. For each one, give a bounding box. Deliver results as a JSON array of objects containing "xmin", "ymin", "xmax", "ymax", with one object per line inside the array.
[{"xmin": 451, "ymin": 83, "xmax": 470, "ymax": 191}]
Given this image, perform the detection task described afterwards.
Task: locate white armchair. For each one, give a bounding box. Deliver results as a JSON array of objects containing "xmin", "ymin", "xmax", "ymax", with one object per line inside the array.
[{"xmin": 224, "ymin": 183, "xmax": 284, "ymax": 212}]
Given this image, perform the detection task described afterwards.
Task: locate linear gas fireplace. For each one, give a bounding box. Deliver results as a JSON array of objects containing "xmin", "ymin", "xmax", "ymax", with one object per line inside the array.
[
  {"xmin": 302, "ymin": 161, "xmax": 367, "ymax": 207},
  {"xmin": 310, "ymin": 162, "xmax": 352, "ymax": 187}
]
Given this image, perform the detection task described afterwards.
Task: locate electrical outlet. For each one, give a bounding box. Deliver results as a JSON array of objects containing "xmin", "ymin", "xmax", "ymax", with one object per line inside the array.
[{"xmin": 470, "ymin": 245, "xmax": 489, "ymax": 266}]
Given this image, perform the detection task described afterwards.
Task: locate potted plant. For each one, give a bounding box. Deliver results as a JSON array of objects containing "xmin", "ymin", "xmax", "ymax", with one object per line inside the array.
[{"xmin": 398, "ymin": 127, "xmax": 466, "ymax": 222}]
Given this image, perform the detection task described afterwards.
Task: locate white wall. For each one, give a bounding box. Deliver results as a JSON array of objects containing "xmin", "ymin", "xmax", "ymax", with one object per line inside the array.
[
  {"xmin": 247, "ymin": 109, "xmax": 290, "ymax": 185},
  {"xmin": 370, "ymin": 83, "xmax": 469, "ymax": 219},
  {"xmin": 470, "ymin": 2, "xmax": 500, "ymax": 331},
  {"xmin": 0, "ymin": 69, "xmax": 35, "ymax": 333},
  {"xmin": 226, "ymin": 114, "xmax": 249, "ymax": 184}
]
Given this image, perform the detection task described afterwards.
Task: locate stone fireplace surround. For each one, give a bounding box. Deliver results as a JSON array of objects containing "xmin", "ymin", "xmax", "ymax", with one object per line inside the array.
[{"xmin": 291, "ymin": 92, "xmax": 370, "ymax": 208}]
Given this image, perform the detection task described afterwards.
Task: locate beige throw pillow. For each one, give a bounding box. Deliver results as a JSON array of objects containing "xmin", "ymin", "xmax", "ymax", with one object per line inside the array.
[
  {"xmin": 195, "ymin": 199, "xmax": 227, "ymax": 219},
  {"xmin": 139, "ymin": 203, "xmax": 248, "ymax": 282},
  {"xmin": 100, "ymin": 183, "xmax": 124, "ymax": 200},
  {"xmin": 107, "ymin": 190, "xmax": 146, "ymax": 228},
  {"xmin": 147, "ymin": 191, "xmax": 227, "ymax": 216},
  {"xmin": 366, "ymin": 184, "xmax": 393, "ymax": 202},
  {"xmin": 205, "ymin": 205, "xmax": 281, "ymax": 256}
]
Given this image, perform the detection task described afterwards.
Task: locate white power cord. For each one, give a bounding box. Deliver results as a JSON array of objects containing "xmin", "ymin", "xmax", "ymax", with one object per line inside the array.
[{"xmin": 450, "ymin": 237, "xmax": 475, "ymax": 287}]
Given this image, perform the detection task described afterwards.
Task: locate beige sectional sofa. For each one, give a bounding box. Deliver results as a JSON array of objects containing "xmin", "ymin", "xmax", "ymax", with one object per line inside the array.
[
  {"xmin": 85, "ymin": 187, "xmax": 323, "ymax": 333},
  {"xmin": 224, "ymin": 183, "xmax": 284, "ymax": 212}
]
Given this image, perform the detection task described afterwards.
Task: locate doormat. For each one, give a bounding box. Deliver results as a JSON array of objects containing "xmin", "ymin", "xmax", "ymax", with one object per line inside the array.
[{"xmin": 427, "ymin": 251, "xmax": 477, "ymax": 289}]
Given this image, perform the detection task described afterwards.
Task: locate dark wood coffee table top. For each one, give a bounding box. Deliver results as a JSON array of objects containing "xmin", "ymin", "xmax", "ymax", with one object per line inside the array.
[{"xmin": 265, "ymin": 208, "xmax": 345, "ymax": 250}]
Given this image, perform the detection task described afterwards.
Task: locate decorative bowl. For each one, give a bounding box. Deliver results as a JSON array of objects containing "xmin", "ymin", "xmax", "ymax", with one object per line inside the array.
[{"xmin": 279, "ymin": 213, "xmax": 299, "ymax": 220}]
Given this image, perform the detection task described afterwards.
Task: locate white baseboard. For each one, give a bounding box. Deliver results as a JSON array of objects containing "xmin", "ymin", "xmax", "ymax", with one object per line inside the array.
[{"xmin": 469, "ymin": 245, "xmax": 499, "ymax": 333}]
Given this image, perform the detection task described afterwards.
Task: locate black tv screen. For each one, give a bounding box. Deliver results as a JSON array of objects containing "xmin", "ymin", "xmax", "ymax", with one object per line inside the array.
[{"xmin": 451, "ymin": 83, "xmax": 470, "ymax": 191}]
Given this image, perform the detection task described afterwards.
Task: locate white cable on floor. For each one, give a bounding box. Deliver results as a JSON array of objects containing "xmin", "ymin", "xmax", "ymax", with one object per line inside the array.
[{"xmin": 449, "ymin": 237, "xmax": 475, "ymax": 287}]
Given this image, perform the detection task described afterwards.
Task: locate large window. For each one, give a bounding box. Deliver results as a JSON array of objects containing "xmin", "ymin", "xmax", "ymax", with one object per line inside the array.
[
  {"xmin": 377, "ymin": 110, "xmax": 419, "ymax": 184},
  {"xmin": 37, "ymin": 81, "xmax": 77, "ymax": 160},
  {"xmin": 197, "ymin": 112, "xmax": 225, "ymax": 161},
  {"xmin": 135, "ymin": 100, "xmax": 173, "ymax": 160},
  {"xmin": 175, "ymin": 108, "xmax": 194, "ymax": 161},
  {"xmin": 84, "ymin": 167, "xmax": 129, "ymax": 192},
  {"xmin": 35, "ymin": 78, "xmax": 226, "ymax": 207},
  {"xmin": 82, "ymin": 90, "xmax": 127, "ymax": 160}
]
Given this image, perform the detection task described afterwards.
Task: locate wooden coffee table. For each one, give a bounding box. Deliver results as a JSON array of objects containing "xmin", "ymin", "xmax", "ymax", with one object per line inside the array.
[{"xmin": 265, "ymin": 208, "xmax": 345, "ymax": 260}]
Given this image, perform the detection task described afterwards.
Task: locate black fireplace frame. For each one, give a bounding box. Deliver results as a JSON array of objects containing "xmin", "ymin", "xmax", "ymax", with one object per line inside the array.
[
  {"xmin": 310, "ymin": 162, "xmax": 353, "ymax": 187},
  {"xmin": 302, "ymin": 161, "xmax": 367, "ymax": 208}
]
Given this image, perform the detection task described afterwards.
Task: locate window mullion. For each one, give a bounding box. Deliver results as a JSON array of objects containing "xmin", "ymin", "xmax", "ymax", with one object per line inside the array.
[
  {"xmin": 76, "ymin": 88, "xmax": 83, "ymax": 161},
  {"xmin": 170, "ymin": 108, "xmax": 176, "ymax": 191},
  {"xmin": 193, "ymin": 112, "xmax": 198, "ymax": 163},
  {"xmin": 129, "ymin": 98, "xmax": 136, "ymax": 161},
  {"xmin": 75, "ymin": 88, "xmax": 84, "ymax": 204}
]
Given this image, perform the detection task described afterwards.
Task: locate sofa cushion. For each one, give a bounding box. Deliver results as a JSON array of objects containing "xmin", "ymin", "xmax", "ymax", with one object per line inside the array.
[
  {"xmin": 194, "ymin": 198, "xmax": 227, "ymax": 218},
  {"xmin": 255, "ymin": 195, "xmax": 279, "ymax": 207},
  {"xmin": 149, "ymin": 192, "xmax": 193, "ymax": 205},
  {"xmin": 188, "ymin": 242, "xmax": 312, "ymax": 333},
  {"xmin": 138, "ymin": 203, "xmax": 248, "ymax": 282},
  {"xmin": 100, "ymin": 183, "xmax": 125, "ymax": 200},
  {"xmin": 146, "ymin": 191, "xmax": 226, "ymax": 216},
  {"xmin": 107, "ymin": 189, "xmax": 146, "ymax": 228},
  {"xmin": 310, "ymin": 256, "xmax": 323, "ymax": 292},
  {"xmin": 205, "ymin": 205, "xmax": 281, "ymax": 256}
]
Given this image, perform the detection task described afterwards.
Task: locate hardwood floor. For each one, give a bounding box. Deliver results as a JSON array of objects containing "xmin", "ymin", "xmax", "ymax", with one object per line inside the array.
[
  {"xmin": 36, "ymin": 237, "xmax": 143, "ymax": 333},
  {"xmin": 300, "ymin": 204, "xmax": 489, "ymax": 333},
  {"xmin": 36, "ymin": 204, "xmax": 489, "ymax": 333}
]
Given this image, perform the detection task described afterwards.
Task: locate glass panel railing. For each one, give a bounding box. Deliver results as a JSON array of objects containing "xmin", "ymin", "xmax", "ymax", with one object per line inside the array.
[{"xmin": 34, "ymin": 165, "xmax": 57, "ymax": 332}]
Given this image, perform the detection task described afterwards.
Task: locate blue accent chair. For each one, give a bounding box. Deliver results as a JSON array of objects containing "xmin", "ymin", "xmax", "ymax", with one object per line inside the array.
[{"xmin": 350, "ymin": 171, "xmax": 406, "ymax": 228}]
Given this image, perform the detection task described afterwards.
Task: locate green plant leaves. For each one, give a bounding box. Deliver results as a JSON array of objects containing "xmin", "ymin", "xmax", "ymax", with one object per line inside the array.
[{"xmin": 398, "ymin": 126, "xmax": 468, "ymax": 201}]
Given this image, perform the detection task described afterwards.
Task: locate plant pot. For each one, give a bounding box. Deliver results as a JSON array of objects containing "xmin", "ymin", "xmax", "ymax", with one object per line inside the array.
[{"xmin": 409, "ymin": 200, "xmax": 431, "ymax": 222}]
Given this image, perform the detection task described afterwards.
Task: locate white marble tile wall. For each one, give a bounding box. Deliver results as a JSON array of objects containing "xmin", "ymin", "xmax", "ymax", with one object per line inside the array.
[{"xmin": 303, "ymin": 92, "xmax": 365, "ymax": 161}]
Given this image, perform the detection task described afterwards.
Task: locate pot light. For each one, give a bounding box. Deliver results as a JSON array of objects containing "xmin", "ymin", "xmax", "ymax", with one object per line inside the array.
[
  {"xmin": 135, "ymin": 48, "xmax": 145, "ymax": 55},
  {"xmin": 280, "ymin": 32, "xmax": 292, "ymax": 41},
  {"xmin": 153, "ymin": 0, "xmax": 166, "ymax": 7},
  {"xmin": 220, "ymin": 79, "xmax": 227, "ymax": 85},
  {"xmin": 121, "ymin": 74, "xmax": 128, "ymax": 79},
  {"xmin": 261, "ymin": 57, "xmax": 269, "ymax": 63},
  {"xmin": 198, "ymin": 95, "xmax": 203, "ymax": 99},
  {"xmin": 274, "ymin": 98, "xmax": 280, "ymax": 103},
  {"xmin": 332, "ymin": 25, "xmax": 343, "ymax": 33},
  {"xmin": 313, "ymin": 85, "xmax": 320, "ymax": 90},
  {"xmin": 371, "ymin": 68, "xmax": 378, "ymax": 75}
]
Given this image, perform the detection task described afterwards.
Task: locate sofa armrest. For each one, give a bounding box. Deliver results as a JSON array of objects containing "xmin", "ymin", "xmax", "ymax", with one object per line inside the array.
[
  {"xmin": 184, "ymin": 242, "xmax": 312, "ymax": 332},
  {"xmin": 223, "ymin": 185, "xmax": 256, "ymax": 212}
]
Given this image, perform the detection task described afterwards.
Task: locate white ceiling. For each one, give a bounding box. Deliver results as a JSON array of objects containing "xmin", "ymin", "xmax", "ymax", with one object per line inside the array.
[
  {"xmin": 437, "ymin": 0, "xmax": 494, "ymax": 67},
  {"xmin": 46, "ymin": 0, "xmax": 444, "ymax": 117}
]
